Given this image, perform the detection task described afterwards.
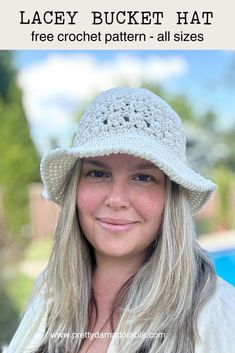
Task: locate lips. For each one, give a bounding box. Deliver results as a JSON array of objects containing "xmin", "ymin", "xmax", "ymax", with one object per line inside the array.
[{"xmin": 97, "ymin": 217, "xmax": 138, "ymax": 233}]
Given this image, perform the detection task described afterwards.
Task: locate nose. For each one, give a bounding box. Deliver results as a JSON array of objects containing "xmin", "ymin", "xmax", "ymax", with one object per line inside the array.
[{"xmin": 104, "ymin": 179, "xmax": 130, "ymax": 210}]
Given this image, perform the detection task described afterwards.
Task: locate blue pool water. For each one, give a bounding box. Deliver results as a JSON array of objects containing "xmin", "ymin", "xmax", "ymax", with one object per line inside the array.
[{"xmin": 209, "ymin": 248, "xmax": 235, "ymax": 286}]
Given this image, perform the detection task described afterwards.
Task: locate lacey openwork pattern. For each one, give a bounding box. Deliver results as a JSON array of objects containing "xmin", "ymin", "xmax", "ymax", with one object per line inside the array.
[
  {"xmin": 40, "ymin": 87, "xmax": 216, "ymax": 213},
  {"xmin": 75, "ymin": 88, "xmax": 186, "ymax": 161}
]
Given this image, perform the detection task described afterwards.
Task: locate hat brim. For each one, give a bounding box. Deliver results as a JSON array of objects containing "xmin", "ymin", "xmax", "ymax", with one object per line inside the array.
[{"xmin": 40, "ymin": 132, "xmax": 216, "ymax": 214}]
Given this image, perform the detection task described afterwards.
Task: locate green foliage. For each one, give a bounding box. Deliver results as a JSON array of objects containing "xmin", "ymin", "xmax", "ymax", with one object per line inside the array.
[
  {"xmin": 201, "ymin": 110, "xmax": 217, "ymax": 132},
  {"xmin": 24, "ymin": 238, "xmax": 53, "ymax": 261},
  {"xmin": 141, "ymin": 82, "xmax": 165, "ymax": 98},
  {"xmin": 0, "ymin": 283, "xmax": 20, "ymax": 347},
  {"xmin": 0, "ymin": 267, "xmax": 34, "ymax": 346},
  {"xmin": 4, "ymin": 272, "xmax": 34, "ymax": 312},
  {"xmin": 213, "ymin": 167, "xmax": 235, "ymax": 230},
  {"xmin": 0, "ymin": 51, "xmax": 15, "ymax": 102},
  {"xmin": 142, "ymin": 82, "xmax": 197, "ymax": 123},
  {"xmin": 0, "ymin": 52, "xmax": 40, "ymax": 240},
  {"xmin": 166, "ymin": 94, "xmax": 197, "ymax": 124},
  {"xmin": 0, "ymin": 238, "xmax": 52, "ymax": 346},
  {"xmin": 218, "ymin": 126, "xmax": 235, "ymax": 172}
]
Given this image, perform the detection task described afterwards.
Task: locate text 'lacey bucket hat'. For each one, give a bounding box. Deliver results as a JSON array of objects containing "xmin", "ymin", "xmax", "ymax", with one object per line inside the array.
[{"xmin": 40, "ymin": 87, "xmax": 216, "ymax": 214}]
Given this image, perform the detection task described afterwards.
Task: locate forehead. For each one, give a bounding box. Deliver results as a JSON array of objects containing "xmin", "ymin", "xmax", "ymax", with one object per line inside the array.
[{"xmin": 82, "ymin": 153, "xmax": 160, "ymax": 171}]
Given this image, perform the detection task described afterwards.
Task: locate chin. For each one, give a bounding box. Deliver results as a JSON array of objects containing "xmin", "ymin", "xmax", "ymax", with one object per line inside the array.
[{"xmin": 95, "ymin": 242, "xmax": 145, "ymax": 261}]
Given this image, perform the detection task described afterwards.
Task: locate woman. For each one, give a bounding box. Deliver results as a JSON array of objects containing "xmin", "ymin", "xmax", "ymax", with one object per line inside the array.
[{"xmin": 6, "ymin": 87, "xmax": 235, "ymax": 353}]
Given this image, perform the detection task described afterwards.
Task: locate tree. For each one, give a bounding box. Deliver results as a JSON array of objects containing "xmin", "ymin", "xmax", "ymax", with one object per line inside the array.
[
  {"xmin": 0, "ymin": 51, "xmax": 40, "ymax": 240},
  {"xmin": 0, "ymin": 51, "xmax": 15, "ymax": 102}
]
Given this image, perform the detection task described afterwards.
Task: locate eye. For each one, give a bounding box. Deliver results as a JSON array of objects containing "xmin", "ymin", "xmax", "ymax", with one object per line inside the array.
[
  {"xmin": 86, "ymin": 170, "xmax": 109, "ymax": 178},
  {"xmin": 133, "ymin": 174, "xmax": 154, "ymax": 182}
]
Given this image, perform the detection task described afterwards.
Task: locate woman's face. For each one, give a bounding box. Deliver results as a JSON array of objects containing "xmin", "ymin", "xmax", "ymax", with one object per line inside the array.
[{"xmin": 77, "ymin": 154, "xmax": 166, "ymax": 263}]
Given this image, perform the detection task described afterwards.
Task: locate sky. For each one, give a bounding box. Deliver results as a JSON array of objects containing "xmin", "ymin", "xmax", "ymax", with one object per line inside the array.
[{"xmin": 13, "ymin": 50, "xmax": 235, "ymax": 155}]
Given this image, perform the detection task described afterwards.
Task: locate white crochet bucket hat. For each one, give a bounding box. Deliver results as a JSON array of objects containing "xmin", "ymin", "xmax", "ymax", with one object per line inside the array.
[{"xmin": 40, "ymin": 87, "xmax": 216, "ymax": 213}]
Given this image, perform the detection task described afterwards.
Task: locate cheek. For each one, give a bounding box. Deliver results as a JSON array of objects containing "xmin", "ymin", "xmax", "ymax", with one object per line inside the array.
[
  {"xmin": 76, "ymin": 184, "xmax": 104, "ymax": 215},
  {"xmin": 135, "ymin": 189, "xmax": 165, "ymax": 222}
]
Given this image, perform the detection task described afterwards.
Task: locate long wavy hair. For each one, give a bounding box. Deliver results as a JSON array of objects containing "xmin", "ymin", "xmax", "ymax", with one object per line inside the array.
[{"xmin": 35, "ymin": 158, "xmax": 216, "ymax": 353}]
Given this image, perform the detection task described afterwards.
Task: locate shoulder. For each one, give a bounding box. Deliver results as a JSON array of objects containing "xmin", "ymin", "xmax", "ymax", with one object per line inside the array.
[{"xmin": 195, "ymin": 277, "xmax": 235, "ymax": 353}]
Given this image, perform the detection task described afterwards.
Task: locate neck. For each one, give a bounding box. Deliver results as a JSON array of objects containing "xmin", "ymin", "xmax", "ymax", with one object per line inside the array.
[{"xmin": 93, "ymin": 252, "xmax": 145, "ymax": 298}]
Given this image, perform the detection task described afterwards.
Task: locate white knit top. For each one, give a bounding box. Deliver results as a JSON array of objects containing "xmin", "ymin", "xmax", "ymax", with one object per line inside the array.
[{"xmin": 4, "ymin": 277, "xmax": 235, "ymax": 353}]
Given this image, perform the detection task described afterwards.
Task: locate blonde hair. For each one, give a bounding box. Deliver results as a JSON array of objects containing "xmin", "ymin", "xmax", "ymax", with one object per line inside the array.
[{"xmin": 35, "ymin": 159, "xmax": 216, "ymax": 353}]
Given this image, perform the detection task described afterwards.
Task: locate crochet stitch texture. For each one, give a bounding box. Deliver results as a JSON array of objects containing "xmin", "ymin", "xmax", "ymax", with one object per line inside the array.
[
  {"xmin": 40, "ymin": 87, "xmax": 216, "ymax": 213},
  {"xmin": 75, "ymin": 88, "xmax": 186, "ymax": 161}
]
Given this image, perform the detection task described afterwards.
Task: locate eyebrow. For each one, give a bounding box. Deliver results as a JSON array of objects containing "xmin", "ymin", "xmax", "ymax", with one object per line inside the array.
[{"xmin": 82, "ymin": 158, "xmax": 159, "ymax": 171}]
